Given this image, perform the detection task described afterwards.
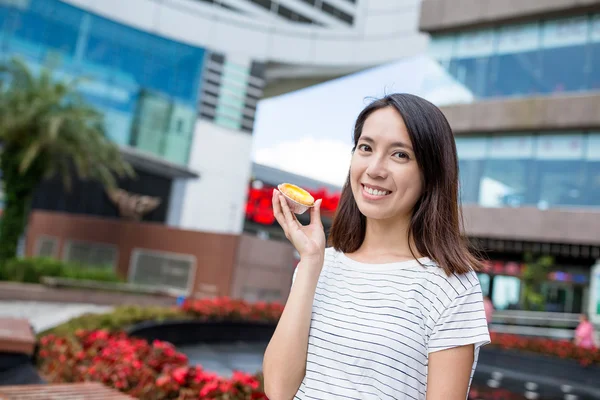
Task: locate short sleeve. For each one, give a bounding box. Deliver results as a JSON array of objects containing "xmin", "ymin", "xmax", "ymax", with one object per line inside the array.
[{"xmin": 428, "ymin": 284, "xmax": 491, "ymax": 354}]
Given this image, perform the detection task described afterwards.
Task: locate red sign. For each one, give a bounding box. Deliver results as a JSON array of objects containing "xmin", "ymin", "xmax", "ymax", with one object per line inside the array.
[
  {"xmin": 245, "ymin": 183, "xmax": 341, "ymax": 225},
  {"xmin": 481, "ymin": 260, "xmax": 525, "ymax": 276}
]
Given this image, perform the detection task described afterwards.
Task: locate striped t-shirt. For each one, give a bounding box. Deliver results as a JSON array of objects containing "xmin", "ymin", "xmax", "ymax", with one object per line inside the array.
[{"xmin": 292, "ymin": 247, "xmax": 490, "ymax": 400}]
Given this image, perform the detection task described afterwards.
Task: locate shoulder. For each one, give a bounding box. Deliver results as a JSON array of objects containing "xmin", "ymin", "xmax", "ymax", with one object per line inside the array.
[
  {"xmin": 323, "ymin": 246, "xmax": 340, "ymax": 266},
  {"xmin": 420, "ymin": 260, "xmax": 481, "ymax": 303}
]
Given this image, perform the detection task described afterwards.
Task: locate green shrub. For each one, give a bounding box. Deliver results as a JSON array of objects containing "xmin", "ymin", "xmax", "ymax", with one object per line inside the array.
[
  {"xmin": 40, "ymin": 305, "xmax": 190, "ymax": 337},
  {"xmin": 0, "ymin": 257, "xmax": 122, "ymax": 284}
]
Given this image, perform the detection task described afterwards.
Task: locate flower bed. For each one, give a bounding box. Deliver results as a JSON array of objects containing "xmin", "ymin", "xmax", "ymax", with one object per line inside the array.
[
  {"xmin": 36, "ymin": 298, "xmax": 600, "ymax": 399},
  {"xmin": 489, "ymin": 332, "xmax": 600, "ymax": 367},
  {"xmin": 37, "ymin": 329, "xmax": 267, "ymax": 399},
  {"xmin": 36, "ymin": 298, "xmax": 283, "ymax": 399}
]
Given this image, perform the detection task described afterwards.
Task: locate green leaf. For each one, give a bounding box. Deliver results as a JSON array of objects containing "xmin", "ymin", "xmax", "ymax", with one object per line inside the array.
[{"xmin": 19, "ymin": 140, "xmax": 42, "ymax": 174}]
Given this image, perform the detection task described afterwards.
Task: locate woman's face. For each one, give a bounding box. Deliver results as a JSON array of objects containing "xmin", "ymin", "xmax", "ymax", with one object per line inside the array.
[{"xmin": 350, "ymin": 107, "xmax": 423, "ymax": 222}]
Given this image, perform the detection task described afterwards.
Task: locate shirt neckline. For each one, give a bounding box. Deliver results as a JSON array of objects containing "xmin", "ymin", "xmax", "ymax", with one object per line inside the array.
[{"xmin": 336, "ymin": 250, "xmax": 432, "ymax": 272}]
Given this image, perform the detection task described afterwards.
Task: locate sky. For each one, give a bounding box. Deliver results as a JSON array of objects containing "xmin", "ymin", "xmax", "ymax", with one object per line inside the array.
[{"xmin": 251, "ymin": 54, "xmax": 473, "ymax": 188}]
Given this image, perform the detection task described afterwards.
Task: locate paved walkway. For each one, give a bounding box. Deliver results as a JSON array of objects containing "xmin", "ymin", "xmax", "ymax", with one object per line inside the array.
[{"xmin": 0, "ymin": 301, "xmax": 112, "ymax": 334}]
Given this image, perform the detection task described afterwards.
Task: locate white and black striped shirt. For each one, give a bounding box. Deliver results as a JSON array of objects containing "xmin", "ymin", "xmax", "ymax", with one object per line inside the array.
[{"xmin": 293, "ymin": 248, "xmax": 490, "ymax": 400}]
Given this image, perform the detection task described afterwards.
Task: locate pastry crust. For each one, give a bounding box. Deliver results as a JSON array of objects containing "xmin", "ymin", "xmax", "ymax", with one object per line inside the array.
[{"xmin": 278, "ymin": 183, "xmax": 315, "ymax": 206}]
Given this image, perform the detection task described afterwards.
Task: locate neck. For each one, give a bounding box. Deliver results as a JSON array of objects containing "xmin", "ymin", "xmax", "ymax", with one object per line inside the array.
[{"xmin": 358, "ymin": 213, "xmax": 420, "ymax": 259}]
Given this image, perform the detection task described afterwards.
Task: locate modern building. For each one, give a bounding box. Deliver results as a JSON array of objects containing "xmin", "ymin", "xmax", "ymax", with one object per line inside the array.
[
  {"xmin": 0, "ymin": 0, "xmax": 427, "ymax": 231},
  {"xmin": 4, "ymin": 0, "xmax": 426, "ymax": 302},
  {"xmin": 419, "ymin": 0, "xmax": 600, "ymax": 323}
]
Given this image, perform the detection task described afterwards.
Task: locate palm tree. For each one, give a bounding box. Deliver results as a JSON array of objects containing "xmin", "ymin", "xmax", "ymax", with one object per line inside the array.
[{"xmin": 0, "ymin": 58, "xmax": 133, "ymax": 264}]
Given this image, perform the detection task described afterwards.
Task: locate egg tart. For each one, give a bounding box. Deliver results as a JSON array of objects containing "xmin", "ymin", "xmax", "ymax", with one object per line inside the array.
[{"xmin": 277, "ymin": 183, "xmax": 315, "ymax": 214}]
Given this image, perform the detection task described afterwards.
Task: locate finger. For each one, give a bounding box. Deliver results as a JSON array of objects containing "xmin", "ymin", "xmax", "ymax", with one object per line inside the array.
[
  {"xmin": 278, "ymin": 190, "xmax": 301, "ymax": 229},
  {"xmin": 310, "ymin": 199, "xmax": 323, "ymax": 227},
  {"xmin": 272, "ymin": 190, "xmax": 288, "ymax": 233}
]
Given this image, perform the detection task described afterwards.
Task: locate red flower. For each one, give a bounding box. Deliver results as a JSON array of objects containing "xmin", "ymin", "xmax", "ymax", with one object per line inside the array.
[
  {"xmin": 156, "ymin": 375, "xmax": 170, "ymax": 387},
  {"xmin": 172, "ymin": 366, "xmax": 189, "ymax": 384},
  {"xmin": 199, "ymin": 380, "xmax": 220, "ymax": 397}
]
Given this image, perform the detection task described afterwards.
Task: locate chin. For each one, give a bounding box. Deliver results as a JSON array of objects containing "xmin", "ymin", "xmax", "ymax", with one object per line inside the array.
[{"xmin": 355, "ymin": 201, "xmax": 392, "ymax": 220}]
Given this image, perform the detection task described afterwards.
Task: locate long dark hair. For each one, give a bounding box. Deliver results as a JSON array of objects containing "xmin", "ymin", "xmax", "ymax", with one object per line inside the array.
[{"xmin": 328, "ymin": 93, "xmax": 481, "ymax": 275}]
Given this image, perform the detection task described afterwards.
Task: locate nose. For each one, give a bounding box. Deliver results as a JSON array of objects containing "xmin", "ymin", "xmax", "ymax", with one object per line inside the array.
[{"xmin": 366, "ymin": 155, "xmax": 388, "ymax": 180}]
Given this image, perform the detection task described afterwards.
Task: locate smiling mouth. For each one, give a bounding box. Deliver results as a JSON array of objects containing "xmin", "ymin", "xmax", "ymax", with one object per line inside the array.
[{"xmin": 362, "ymin": 184, "xmax": 391, "ymax": 197}]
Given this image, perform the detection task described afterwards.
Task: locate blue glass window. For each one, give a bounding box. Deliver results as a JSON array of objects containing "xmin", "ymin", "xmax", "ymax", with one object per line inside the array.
[
  {"xmin": 456, "ymin": 137, "xmax": 486, "ymax": 204},
  {"xmin": 9, "ymin": 0, "xmax": 82, "ymax": 62},
  {"xmin": 479, "ymin": 134, "xmax": 534, "ymax": 208},
  {"xmin": 584, "ymin": 133, "xmax": 600, "ymax": 207},
  {"xmin": 539, "ymin": 16, "xmax": 589, "ymax": 93},
  {"xmin": 450, "ymin": 29, "xmax": 495, "ymax": 97},
  {"xmin": 430, "ymin": 13, "xmax": 600, "ymax": 100},
  {"xmin": 590, "ymin": 14, "xmax": 600, "ymax": 90},
  {"xmin": 534, "ymin": 133, "xmax": 586, "ymax": 207},
  {"xmin": 489, "ymin": 22, "xmax": 542, "ymax": 97}
]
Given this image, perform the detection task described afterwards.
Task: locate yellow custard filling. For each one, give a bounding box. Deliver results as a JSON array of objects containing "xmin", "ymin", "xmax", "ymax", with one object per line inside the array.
[{"xmin": 279, "ymin": 183, "xmax": 315, "ymax": 206}]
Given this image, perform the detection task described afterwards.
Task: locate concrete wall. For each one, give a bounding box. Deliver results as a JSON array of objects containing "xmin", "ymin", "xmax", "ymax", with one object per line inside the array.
[
  {"xmin": 170, "ymin": 120, "xmax": 253, "ymax": 235},
  {"xmin": 230, "ymin": 235, "xmax": 296, "ymax": 303},
  {"xmin": 26, "ymin": 211, "xmax": 240, "ymax": 298},
  {"xmin": 441, "ymin": 92, "xmax": 600, "ymax": 134},
  {"xmin": 26, "ymin": 210, "xmax": 297, "ymax": 303},
  {"xmin": 419, "ymin": 0, "xmax": 600, "ymax": 33},
  {"xmin": 462, "ymin": 205, "xmax": 600, "ymax": 246}
]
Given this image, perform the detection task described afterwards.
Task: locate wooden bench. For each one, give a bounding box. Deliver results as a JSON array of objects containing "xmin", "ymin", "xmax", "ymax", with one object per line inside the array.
[
  {"xmin": 0, "ymin": 318, "xmax": 35, "ymax": 356},
  {"xmin": 0, "ymin": 382, "xmax": 134, "ymax": 399}
]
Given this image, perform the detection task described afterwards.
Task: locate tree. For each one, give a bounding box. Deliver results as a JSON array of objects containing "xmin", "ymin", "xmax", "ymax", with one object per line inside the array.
[
  {"xmin": 0, "ymin": 58, "xmax": 133, "ymax": 264},
  {"xmin": 521, "ymin": 252, "xmax": 553, "ymax": 311}
]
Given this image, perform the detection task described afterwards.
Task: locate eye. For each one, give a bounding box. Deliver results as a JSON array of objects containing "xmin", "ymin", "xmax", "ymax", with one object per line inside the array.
[
  {"xmin": 357, "ymin": 144, "xmax": 371, "ymax": 152},
  {"xmin": 393, "ymin": 151, "xmax": 410, "ymax": 160}
]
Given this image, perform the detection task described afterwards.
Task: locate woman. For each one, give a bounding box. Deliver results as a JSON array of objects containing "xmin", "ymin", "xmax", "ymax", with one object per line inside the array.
[
  {"xmin": 574, "ymin": 313, "xmax": 596, "ymax": 349},
  {"xmin": 263, "ymin": 94, "xmax": 490, "ymax": 400}
]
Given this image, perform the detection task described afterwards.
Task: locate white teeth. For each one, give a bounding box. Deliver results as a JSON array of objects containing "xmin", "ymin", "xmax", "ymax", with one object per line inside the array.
[{"xmin": 364, "ymin": 186, "xmax": 389, "ymax": 196}]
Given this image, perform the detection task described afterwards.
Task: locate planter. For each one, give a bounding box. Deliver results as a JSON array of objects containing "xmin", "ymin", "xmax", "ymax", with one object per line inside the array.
[{"xmin": 127, "ymin": 320, "xmax": 277, "ymax": 346}]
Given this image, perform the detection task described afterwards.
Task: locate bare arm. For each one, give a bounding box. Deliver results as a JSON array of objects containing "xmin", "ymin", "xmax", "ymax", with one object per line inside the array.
[
  {"xmin": 426, "ymin": 345, "xmax": 474, "ymax": 400},
  {"xmin": 263, "ymin": 190, "xmax": 325, "ymax": 400},
  {"xmin": 263, "ymin": 259, "xmax": 321, "ymax": 399}
]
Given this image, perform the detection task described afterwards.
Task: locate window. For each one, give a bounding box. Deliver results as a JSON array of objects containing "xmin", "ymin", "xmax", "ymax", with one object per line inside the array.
[
  {"xmin": 479, "ymin": 134, "xmax": 534, "ymax": 207},
  {"xmin": 429, "ymin": 35, "xmax": 455, "ymax": 68},
  {"xmin": 321, "ymin": 2, "xmax": 353, "ymax": 25},
  {"xmin": 456, "ymin": 137, "xmax": 486, "ymax": 204},
  {"xmin": 250, "ymin": 0, "xmax": 272, "ymax": 11},
  {"xmin": 277, "ymin": 4, "xmax": 313, "ymax": 24},
  {"xmin": 584, "ymin": 132, "xmax": 600, "ymax": 206},
  {"xmin": 590, "ymin": 14, "xmax": 600, "ymax": 90},
  {"xmin": 539, "ymin": 16, "xmax": 588, "ymax": 93},
  {"xmin": 450, "ymin": 29, "xmax": 495, "ymax": 97},
  {"xmin": 490, "ymin": 22, "xmax": 542, "ymax": 97},
  {"xmin": 491, "ymin": 276, "xmax": 521, "ymax": 310},
  {"xmin": 535, "ymin": 133, "xmax": 586, "ymax": 208},
  {"xmin": 429, "ymin": 13, "xmax": 600, "ymax": 99}
]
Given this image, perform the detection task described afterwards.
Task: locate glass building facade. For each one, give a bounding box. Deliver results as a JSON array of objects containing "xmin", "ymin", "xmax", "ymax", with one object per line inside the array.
[
  {"xmin": 457, "ymin": 131, "xmax": 600, "ymax": 209},
  {"xmin": 0, "ymin": 0, "xmax": 206, "ymax": 166},
  {"xmin": 429, "ymin": 13, "xmax": 600, "ymax": 99}
]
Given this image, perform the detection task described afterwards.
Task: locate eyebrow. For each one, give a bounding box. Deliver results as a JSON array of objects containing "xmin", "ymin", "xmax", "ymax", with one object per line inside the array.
[{"xmin": 359, "ymin": 135, "xmax": 414, "ymax": 151}]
